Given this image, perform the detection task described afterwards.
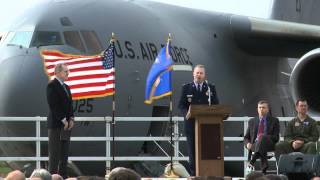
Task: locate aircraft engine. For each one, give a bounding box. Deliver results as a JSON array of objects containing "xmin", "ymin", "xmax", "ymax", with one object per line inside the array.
[{"xmin": 290, "ymin": 48, "xmax": 320, "ymax": 114}]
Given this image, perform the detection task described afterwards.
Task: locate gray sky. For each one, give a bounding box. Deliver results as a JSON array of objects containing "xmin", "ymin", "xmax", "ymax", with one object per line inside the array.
[{"xmin": 0, "ymin": 0, "xmax": 274, "ymax": 26}]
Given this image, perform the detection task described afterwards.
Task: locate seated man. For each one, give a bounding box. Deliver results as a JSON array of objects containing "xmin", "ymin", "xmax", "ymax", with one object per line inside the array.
[
  {"xmin": 244, "ymin": 100, "xmax": 280, "ymax": 174},
  {"xmin": 275, "ymin": 99, "xmax": 319, "ymax": 160}
]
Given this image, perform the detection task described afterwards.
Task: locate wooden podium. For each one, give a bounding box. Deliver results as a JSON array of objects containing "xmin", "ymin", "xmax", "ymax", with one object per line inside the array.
[{"xmin": 190, "ymin": 105, "xmax": 232, "ymax": 177}]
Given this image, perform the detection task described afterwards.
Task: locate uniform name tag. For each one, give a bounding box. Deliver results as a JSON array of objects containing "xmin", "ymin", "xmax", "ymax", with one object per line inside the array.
[{"xmin": 187, "ymin": 95, "xmax": 193, "ymax": 102}]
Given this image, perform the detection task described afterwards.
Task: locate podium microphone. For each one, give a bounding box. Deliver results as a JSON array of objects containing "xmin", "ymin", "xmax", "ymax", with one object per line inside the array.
[{"xmin": 205, "ymin": 80, "xmax": 211, "ymax": 106}]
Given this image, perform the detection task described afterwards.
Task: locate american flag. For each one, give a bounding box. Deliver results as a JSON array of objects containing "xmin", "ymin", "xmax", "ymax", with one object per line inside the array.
[{"xmin": 41, "ymin": 43, "xmax": 115, "ymax": 100}]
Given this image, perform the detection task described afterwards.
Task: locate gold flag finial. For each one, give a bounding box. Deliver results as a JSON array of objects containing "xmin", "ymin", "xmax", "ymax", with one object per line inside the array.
[
  {"xmin": 167, "ymin": 33, "xmax": 172, "ymax": 43},
  {"xmin": 110, "ymin": 32, "xmax": 116, "ymax": 43}
]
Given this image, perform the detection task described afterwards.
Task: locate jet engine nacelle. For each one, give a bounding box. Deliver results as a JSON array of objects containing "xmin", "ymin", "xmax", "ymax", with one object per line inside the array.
[{"xmin": 290, "ymin": 48, "xmax": 320, "ymax": 115}]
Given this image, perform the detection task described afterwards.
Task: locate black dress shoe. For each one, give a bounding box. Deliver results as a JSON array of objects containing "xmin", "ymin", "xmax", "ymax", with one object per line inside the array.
[
  {"xmin": 261, "ymin": 158, "xmax": 269, "ymax": 174},
  {"xmin": 248, "ymin": 162, "xmax": 255, "ymax": 170},
  {"xmin": 262, "ymin": 168, "xmax": 268, "ymax": 175},
  {"xmin": 250, "ymin": 152, "xmax": 259, "ymax": 165}
]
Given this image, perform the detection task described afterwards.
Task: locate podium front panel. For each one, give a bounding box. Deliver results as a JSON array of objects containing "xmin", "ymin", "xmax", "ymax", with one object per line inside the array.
[
  {"xmin": 191, "ymin": 105, "xmax": 231, "ymax": 176},
  {"xmin": 201, "ymin": 124, "xmax": 221, "ymax": 160}
]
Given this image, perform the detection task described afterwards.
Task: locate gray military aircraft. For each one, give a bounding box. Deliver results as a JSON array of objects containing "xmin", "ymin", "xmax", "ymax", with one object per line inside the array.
[{"xmin": 0, "ymin": 0, "xmax": 320, "ymax": 177}]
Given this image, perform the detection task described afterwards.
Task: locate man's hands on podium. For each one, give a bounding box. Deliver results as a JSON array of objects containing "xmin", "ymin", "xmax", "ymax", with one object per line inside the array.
[{"xmin": 186, "ymin": 106, "xmax": 191, "ymax": 120}]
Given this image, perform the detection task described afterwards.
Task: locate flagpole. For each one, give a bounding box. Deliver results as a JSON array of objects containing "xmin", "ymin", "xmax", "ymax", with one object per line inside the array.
[
  {"xmin": 144, "ymin": 33, "xmax": 177, "ymax": 177},
  {"xmin": 169, "ymin": 94, "xmax": 174, "ymax": 174},
  {"xmin": 110, "ymin": 32, "xmax": 116, "ymax": 168},
  {"xmin": 167, "ymin": 33, "xmax": 177, "ymax": 177}
]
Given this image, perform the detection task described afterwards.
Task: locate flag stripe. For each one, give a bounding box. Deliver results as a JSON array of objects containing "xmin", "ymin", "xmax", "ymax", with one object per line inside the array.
[
  {"xmin": 45, "ymin": 58, "xmax": 101, "ymax": 68},
  {"xmin": 44, "ymin": 56, "xmax": 100, "ymax": 63},
  {"xmin": 69, "ymin": 80, "xmax": 114, "ymax": 89},
  {"xmin": 66, "ymin": 73, "xmax": 114, "ymax": 81},
  {"xmin": 71, "ymin": 84, "xmax": 114, "ymax": 93},
  {"xmin": 67, "ymin": 78, "xmax": 114, "ymax": 87},
  {"xmin": 70, "ymin": 68, "xmax": 114, "ymax": 77},
  {"xmin": 41, "ymin": 43, "xmax": 115, "ymax": 100},
  {"xmin": 48, "ymin": 68, "xmax": 114, "ymax": 78},
  {"xmin": 72, "ymin": 89, "xmax": 114, "ymax": 99},
  {"xmin": 42, "ymin": 51, "xmax": 99, "ymax": 59},
  {"xmin": 47, "ymin": 66, "xmax": 108, "ymax": 76}
]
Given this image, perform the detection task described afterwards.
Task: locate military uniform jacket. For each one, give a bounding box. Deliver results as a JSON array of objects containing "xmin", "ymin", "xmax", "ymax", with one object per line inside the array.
[
  {"xmin": 284, "ymin": 115, "xmax": 319, "ymax": 143},
  {"xmin": 178, "ymin": 81, "xmax": 219, "ymax": 116}
]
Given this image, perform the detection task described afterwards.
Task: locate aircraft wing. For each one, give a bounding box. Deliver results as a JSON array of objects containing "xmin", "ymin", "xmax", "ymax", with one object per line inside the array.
[{"xmin": 230, "ymin": 15, "xmax": 320, "ymax": 58}]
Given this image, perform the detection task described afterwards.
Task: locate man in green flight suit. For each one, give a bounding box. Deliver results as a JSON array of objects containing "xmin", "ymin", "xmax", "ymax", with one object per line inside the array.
[{"xmin": 275, "ymin": 99, "xmax": 319, "ymax": 160}]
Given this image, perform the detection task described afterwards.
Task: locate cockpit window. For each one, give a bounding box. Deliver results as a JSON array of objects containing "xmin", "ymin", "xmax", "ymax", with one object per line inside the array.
[
  {"xmin": 0, "ymin": 32, "xmax": 6, "ymax": 43},
  {"xmin": 2, "ymin": 32, "xmax": 15, "ymax": 45},
  {"xmin": 63, "ymin": 31, "xmax": 85, "ymax": 52},
  {"xmin": 31, "ymin": 31, "xmax": 63, "ymax": 47},
  {"xmin": 81, "ymin": 31, "xmax": 103, "ymax": 54},
  {"xmin": 0, "ymin": 33, "xmax": 3, "ymax": 42},
  {"xmin": 3, "ymin": 31, "xmax": 33, "ymax": 48}
]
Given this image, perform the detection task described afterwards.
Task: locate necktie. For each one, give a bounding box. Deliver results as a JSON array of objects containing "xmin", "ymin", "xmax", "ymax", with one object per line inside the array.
[
  {"xmin": 257, "ymin": 118, "xmax": 264, "ymax": 141},
  {"xmin": 62, "ymin": 84, "xmax": 69, "ymax": 97},
  {"xmin": 197, "ymin": 84, "xmax": 201, "ymax": 92}
]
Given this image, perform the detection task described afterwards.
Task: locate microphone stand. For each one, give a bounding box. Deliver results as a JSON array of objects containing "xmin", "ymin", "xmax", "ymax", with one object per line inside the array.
[{"xmin": 206, "ymin": 80, "xmax": 211, "ymax": 106}]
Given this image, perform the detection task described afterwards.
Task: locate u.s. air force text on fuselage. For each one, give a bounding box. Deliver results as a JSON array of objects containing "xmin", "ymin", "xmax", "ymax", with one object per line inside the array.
[{"xmin": 113, "ymin": 40, "xmax": 193, "ymax": 65}]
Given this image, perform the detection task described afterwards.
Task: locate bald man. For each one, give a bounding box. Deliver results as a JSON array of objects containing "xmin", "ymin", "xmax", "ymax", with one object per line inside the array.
[{"xmin": 5, "ymin": 170, "xmax": 25, "ymax": 180}]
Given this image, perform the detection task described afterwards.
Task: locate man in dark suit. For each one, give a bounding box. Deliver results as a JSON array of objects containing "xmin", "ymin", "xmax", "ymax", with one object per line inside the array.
[
  {"xmin": 178, "ymin": 64, "xmax": 219, "ymax": 176},
  {"xmin": 46, "ymin": 63, "xmax": 74, "ymax": 178},
  {"xmin": 244, "ymin": 100, "xmax": 280, "ymax": 174}
]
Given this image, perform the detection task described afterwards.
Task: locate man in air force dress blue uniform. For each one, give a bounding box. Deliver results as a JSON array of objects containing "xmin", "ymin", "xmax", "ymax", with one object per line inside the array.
[{"xmin": 178, "ymin": 64, "xmax": 219, "ymax": 176}]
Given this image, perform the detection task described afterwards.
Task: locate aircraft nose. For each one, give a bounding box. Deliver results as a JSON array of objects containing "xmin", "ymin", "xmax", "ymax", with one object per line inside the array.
[
  {"xmin": 0, "ymin": 55, "xmax": 24, "ymax": 114},
  {"xmin": 0, "ymin": 52, "xmax": 52, "ymax": 174},
  {"xmin": 0, "ymin": 53, "xmax": 48, "ymax": 116}
]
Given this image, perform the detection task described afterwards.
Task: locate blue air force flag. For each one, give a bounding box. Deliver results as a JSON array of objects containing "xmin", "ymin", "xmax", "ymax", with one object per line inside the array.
[{"xmin": 144, "ymin": 42, "xmax": 173, "ymax": 104}]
